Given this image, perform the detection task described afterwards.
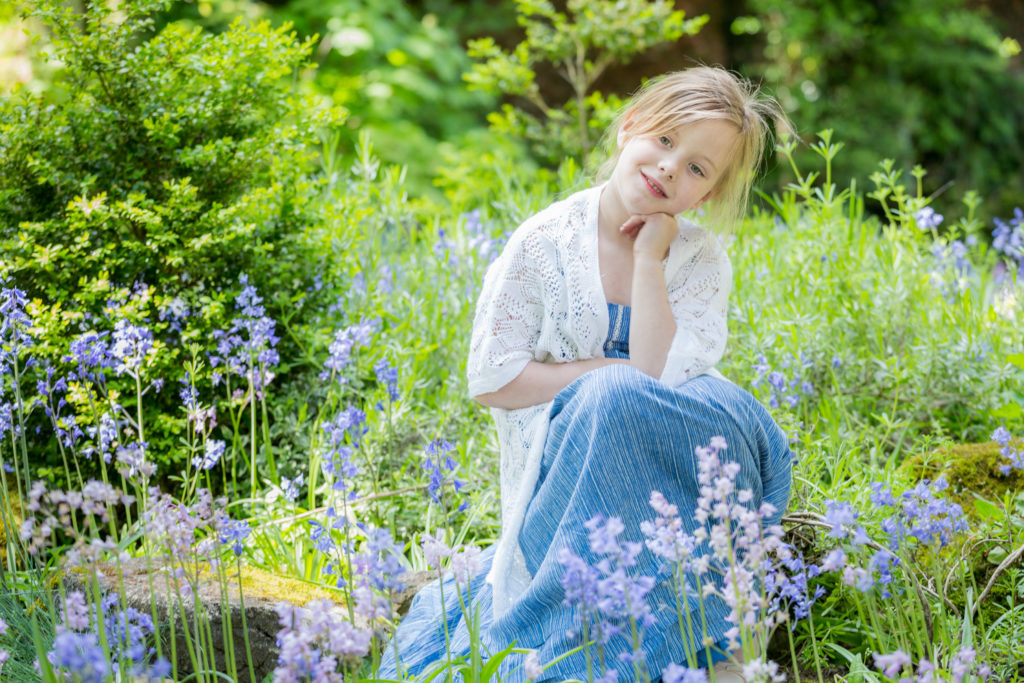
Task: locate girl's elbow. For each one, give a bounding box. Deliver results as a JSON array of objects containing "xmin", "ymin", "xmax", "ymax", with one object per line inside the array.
[{"xmin": 474, "ymin": 391, "xmax": 497, "ymax": 408}]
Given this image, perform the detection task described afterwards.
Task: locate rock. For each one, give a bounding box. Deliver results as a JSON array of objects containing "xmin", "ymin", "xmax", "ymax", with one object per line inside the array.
[
  {"xmin": 64, "ymin": 556, "xmax": 349, "ymax": 683},
  {"xmin": 900, "ymin": 440, "xmax": 1024, "ymax": 516},
  {"xmin": 395, "ymin": 569, "xmax": 437, "ymax": 616}
]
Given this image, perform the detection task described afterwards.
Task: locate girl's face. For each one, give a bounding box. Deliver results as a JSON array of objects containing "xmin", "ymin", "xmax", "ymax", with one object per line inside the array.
[{"xmin": 605, "ymin": 117, "xmax": 739, "ymax": 223}]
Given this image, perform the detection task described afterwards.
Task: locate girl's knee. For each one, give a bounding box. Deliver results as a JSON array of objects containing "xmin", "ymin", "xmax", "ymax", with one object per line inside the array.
[{"xmin": 581, "ymin": 363, "xmax": 654, "ymax": 399}]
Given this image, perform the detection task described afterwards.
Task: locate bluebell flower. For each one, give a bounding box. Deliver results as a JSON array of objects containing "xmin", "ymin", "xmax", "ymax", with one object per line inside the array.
[
  {"xmin": 47, "ymin": 631, "xmax": 110, "ymax": 683},
  {"xmin": 64, "ymin": 331, "xmax": 111, "ymax": 382},
  {"xmin": 823, "ymin": 500, "xmax": 858, "ymax": 539},
  {"xmin": 84, "ymin": 412, "xmax": 118, "ymax": 463},
  {"xmin": 661, "ymin": 663, "xmax": 708, "ymax": 683},
  {"xmin": 992, "ymin": 426, "xmax": 1024, "ymax": 473},
  {"xmin": 209, "ymin": 274, "xmax": 281, "ymax": 392},
  {"xmin": 374, "ymin": 357, "xmax": 399, "ymax": 402},
  {"xmin": 281, "ymin": 473, "xmax": 303, "ymax": 502},
  {"xmin": 319, "ymin": 320, "xmax": 377, "ymax": 382},
  {"xmin": 914, "ymin": 206, "xmax": 943, "ymax": 231},
  {"xmin": 308, "ymin": 519, "xmax": 335, "ymax": 553},
  {"xmin": 272, "ymin": 599, "xmax": 371, "ymax": 679},
  {"xmin": 0, "ymin": 283, "xmax": 34, "ymax": 350},
  {"xmin": 434, "ymin": 227, "xmax": 459, "ymax": 268},
  {"xmin": 352, "ymin": 525, "xmax": 407, "ymax": 593},
  {"xmin": 110, "ymin": 320, "xmax": 154, "ymax": 376},
  {"xmin": 116, "ymin": 441, "xmax": 155, "ymax": 479},
  {"xmin": 219, "ymin": 518, "xmax": 251, "ymax": 556},
  {"xmin": 423, "ymin": 439, "xmax": 463, "ymax": 503},
  {"xmin": 192, "ymin": 439, "xmax": 225, "ymax": 471},
  {"xmin": 872, "ymin": 649, "xmax": 910, "ymax": 678},
  {"xmin": 869, "ymin": 482, "xmax": 896, "ymax": 507}
]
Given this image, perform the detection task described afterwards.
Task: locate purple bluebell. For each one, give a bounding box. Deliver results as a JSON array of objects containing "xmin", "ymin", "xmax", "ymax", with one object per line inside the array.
[
  {"xmin": 219, "ymin": 518, "xmax": 251, "ymax": 556},
  {"xmin": 192, "ymin": 439, "xmax": 225, "ymax": 471},
  {"xmin": 661, "ymin": 662, "xmax": 708, "ymax": 683},
  {"xmin": 83, "ymin": 412, "xmax": 118, "ymax": 463},
  {"xmin": 991, "ymin": 426, "xmax": 1024, "ymax": 473},
  {"xmin": 872, "ymin": 649, "xmax": 910, "ymax": 677},
  {"xmin": 273, "ymin": 599, "xmax": 371, "ymax": 679},
  {"xmin": 352, "ymin": 525, "xmax": 407, "ymax": 594},
  {"xmin": 823, "ymin": 500, "xmax": 858, "ymax": 539},
  {"xmin": 47, "ymin": 631, "xmax": 111, "ymax": 683},
  {"xmin": 914, "ymin": 206, "xmax": 943, "ymax": 231},
  {"xmin": 64, "ymin": 331, "xmax": 112, "ymax": 382},
  {"xmin": 423, "ymin": 439, "xmax": 463, "ymax": 504},
  {"xmin": 179, "ymin": 374, "xmax": 199, "ymax": 417},
  {"xmin": 281, "ymin": 473, "xmax": 303, "ymax": 502},
  {"xmin": 764, "ymin": 544, "xmax": 826, "ymax": 625},
  {"xmin": 319, "ymin": 320, "xmax": 377, "ymax": 382},
  {"xmin": 110, "ymin": 320, "xmax": 154, "ymax": 376},
  {"xmin": 0, "ymin": 283, "xmax": 34, "ymax": 350},
  {"xmin": 374, "ymin": 357, "xmax": 399, "ymax": 402},
  {"xmin": 209, "ymin": 274, "xmax": 281, "ymax": 392},
  {"xmin": 320, "ymin": 407, "xmax": 365, "ymax": 499},
  {"xmin": 116, "ymin": 441, "xmax": 155, "ymax": 479}
]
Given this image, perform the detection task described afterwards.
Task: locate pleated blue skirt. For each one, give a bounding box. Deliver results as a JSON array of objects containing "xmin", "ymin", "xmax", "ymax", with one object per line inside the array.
[{"xmin": 381, "ymin": 305, "xmax": 792, "ymax": 681}]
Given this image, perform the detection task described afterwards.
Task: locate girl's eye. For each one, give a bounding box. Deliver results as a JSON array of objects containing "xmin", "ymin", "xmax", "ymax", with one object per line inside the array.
[
  {"xmin": 658, "ymin": 135, "xmax": 672, "ymax": 147},
  {"xmin": 689, "ymin": 163, "xmax": 705, "ymax": 177}
]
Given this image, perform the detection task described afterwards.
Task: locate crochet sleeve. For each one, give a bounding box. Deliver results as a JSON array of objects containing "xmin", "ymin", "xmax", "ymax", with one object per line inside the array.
[
  {"xmin": 466, "ymin": 229, "xmax": 550, "ymax": 397},
  {"xmin": 659, "ymin": 232, "xmax": 732, "ymax": 388}
]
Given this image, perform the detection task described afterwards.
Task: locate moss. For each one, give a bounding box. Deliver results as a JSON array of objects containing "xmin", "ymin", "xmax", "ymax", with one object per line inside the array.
[
  {"xmin": 228, "ymin": 565, "xmax": 340, "ymax": 606},
  {"xmin": 900, "ymin": 439, "xmax": 1024, "ymax": 518}
]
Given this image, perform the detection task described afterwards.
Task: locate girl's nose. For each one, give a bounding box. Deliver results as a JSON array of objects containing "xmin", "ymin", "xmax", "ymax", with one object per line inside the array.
[{"xmin": 659, "ymin": 159, "xmax": 675, "ymax": 180}]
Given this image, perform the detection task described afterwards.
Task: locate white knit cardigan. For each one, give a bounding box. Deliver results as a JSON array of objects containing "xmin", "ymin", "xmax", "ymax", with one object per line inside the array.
[{"xmin": 466, "ymin": 185, "xmax": 731, "ymax": 616}]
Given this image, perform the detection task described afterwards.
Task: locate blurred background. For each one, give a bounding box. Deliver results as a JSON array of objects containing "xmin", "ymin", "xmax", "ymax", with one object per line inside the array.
[{"xmin": 2, "ymin": 0, "xmax": 1021, "ymax": 214}]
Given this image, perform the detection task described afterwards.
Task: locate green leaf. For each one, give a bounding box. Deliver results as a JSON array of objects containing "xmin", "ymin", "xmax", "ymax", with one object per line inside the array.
[
  {"xmin": 987, "ymin": 546, "xmax": 1008, "ymax": 564},
  {"xmin": 479, "ymin": 641, "xmax": 520, "ymax": 681},
  {"xmin": 972, "ymin": 497, "xmax": 1004, "ymax": 521},
  {"xmin": 1006, "ymin": 352, "xmax": 1024, "ymax": 369},
  {"xmin": 991, "ymin": 402, "xmax": 1024, "ymax": 420}
]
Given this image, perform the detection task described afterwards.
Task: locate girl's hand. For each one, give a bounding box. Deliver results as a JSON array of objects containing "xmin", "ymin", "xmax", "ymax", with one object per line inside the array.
[{"xmin": 620, "ymin": 213, "xmax": 677, "ymax": 261}]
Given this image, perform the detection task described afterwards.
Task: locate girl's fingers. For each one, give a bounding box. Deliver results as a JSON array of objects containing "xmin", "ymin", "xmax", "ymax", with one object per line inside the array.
[
  {"xmin": 620, "ymin": 215, "xmax": 645, "ymax": 238},
  {"xmin": 620, "ymin": 215, "xmax": 646, "ymax": 234}
]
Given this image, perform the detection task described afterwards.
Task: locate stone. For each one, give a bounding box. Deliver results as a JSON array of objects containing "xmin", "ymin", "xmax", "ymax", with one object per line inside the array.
[
  {"xmin": 64, "ymin": 556, "xmax": 349, "ymax": 683},
  {"xmin": 900, "ymin": 439, "xmax": 1024, "ymax": 516}
]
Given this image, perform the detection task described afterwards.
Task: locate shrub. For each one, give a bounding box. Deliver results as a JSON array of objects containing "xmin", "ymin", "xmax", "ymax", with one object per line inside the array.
[{"xmin": 0, "ymin": 0, "xmax": 343, "ymax": 477}]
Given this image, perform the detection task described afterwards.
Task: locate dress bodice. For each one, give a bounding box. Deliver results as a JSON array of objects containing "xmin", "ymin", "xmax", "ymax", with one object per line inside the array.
[{"xmin": 603, "ymin": 302, "xmax": 631, "ymax": 359}]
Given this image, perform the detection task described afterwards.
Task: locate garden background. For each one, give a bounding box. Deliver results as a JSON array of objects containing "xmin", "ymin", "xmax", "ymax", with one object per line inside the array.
[{"xmin": 1, "ymin": 0, "xmax": 1023, "ymax": 681}]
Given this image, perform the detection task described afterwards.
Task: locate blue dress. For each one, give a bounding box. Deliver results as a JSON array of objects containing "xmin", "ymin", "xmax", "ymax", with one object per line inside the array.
[{"xmin": 381, "ymin": 303, "xmax": 792, "ymax": 681}]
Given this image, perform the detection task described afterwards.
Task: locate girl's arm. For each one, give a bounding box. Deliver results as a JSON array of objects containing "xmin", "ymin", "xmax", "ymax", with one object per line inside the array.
[
  {"xmin": 629, "ymin": 250, "xmax": 676, "ymax": 378},
  {"xmin": 475, "ymin": 357, "xmax": 628, "ymax": 410},
  {"xmin": 624, "ymin": 214, "xmax": 682, "ymax": 378}
]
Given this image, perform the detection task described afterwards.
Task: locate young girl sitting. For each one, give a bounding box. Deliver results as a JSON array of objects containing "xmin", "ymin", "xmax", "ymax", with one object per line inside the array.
[{"xmin": 383, "ymin": 66, "xmax": 793, "ymax": 682}]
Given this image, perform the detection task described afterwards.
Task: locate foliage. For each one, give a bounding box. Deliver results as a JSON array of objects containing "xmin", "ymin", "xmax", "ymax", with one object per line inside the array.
[
  {"xmin": 734, "ymin": 0, "xmax": 1024, "ymax": 217},
  {"xmin": 0, "ymin": 0, "xmax": 343, "ymax": 475},
  {"xmin": 153, "ymin": 0, "xmax": 500, "ymax": 198},
  {"xmin": 464, "ymin": 0, "xmax": 708, "ymax": 168},
  {"xmin": 2, "ymin": 2, "xmax": 1024, "ymax": 680}
]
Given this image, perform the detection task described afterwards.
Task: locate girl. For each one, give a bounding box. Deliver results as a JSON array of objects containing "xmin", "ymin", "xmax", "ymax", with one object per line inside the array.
[{"xmin": 384, "ymin": 67, "xmax": 793, "ymax": 682}]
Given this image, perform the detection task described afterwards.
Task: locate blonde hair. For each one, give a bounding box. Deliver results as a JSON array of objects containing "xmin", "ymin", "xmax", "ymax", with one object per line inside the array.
[{"xmin": 598, "ymin": 66, "xmax": 791, "ymax": 231}]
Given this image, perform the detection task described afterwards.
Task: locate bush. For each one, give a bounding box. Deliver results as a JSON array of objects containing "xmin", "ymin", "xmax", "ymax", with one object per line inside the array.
[
  {"xmin": 0, "ymin": 0, "xmax": 343, "ymax": 477},
  {"xmin": 735, "ymin": 0, "xmax": 1024, "ymax": 217}
]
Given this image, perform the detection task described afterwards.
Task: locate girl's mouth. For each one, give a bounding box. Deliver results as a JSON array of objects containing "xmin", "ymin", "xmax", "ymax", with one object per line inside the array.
[{"xmin": 641, "ymin": 172, "xmax": 667, "ymax": 198}]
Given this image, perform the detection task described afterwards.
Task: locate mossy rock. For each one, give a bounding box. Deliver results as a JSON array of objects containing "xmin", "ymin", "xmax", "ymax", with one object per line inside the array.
[
  {"xmin": 64, "ymin": 557, "xmax": 356, "ymax": 683},
  {"xmin": 901, "ymin": 440, "xmax": 1024, "ymax": 517}
]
